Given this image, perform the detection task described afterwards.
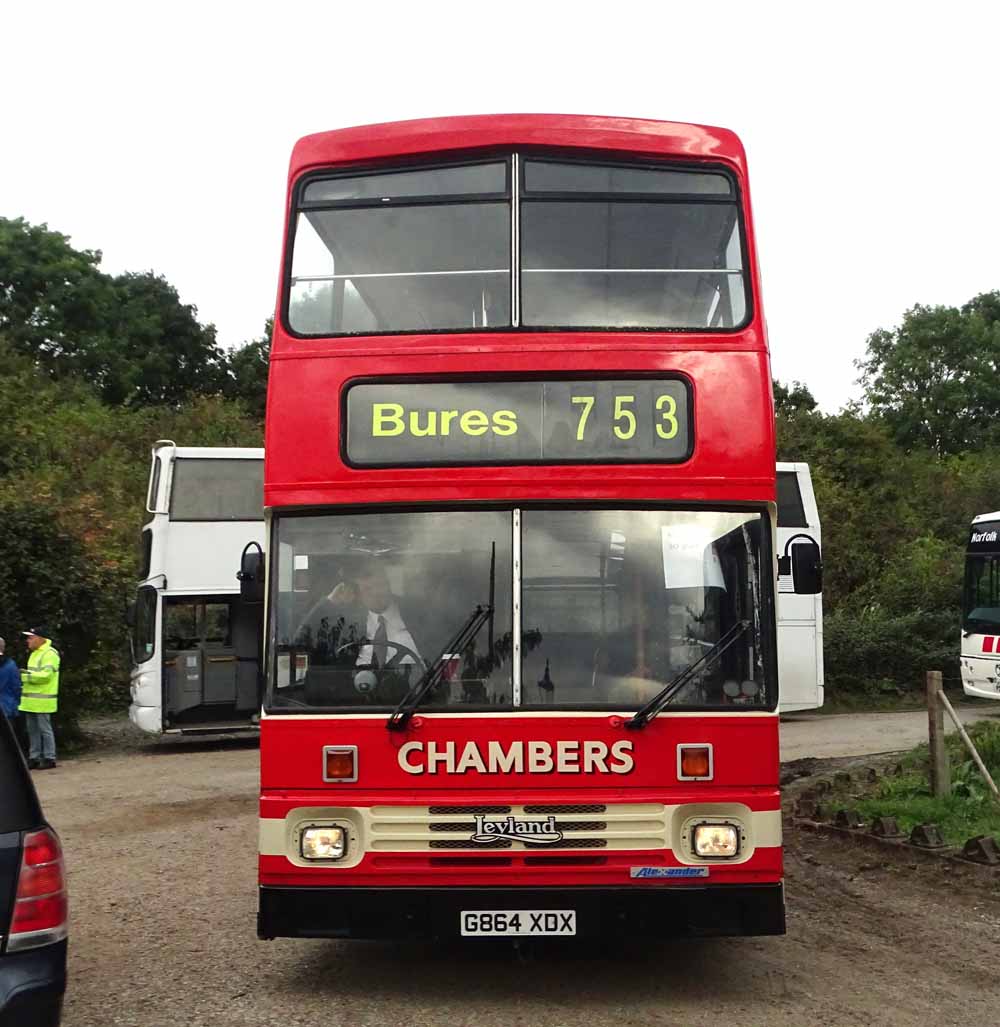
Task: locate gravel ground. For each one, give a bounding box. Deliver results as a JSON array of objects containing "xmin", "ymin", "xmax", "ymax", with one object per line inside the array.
[{"xmin": 31, "ymin": 719, "xmax": 1000, "ymax": 1027}]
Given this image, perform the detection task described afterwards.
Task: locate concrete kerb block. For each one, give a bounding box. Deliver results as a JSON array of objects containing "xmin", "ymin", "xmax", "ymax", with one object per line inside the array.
[
  {"xmin": 796, "ymin": 798, "xmax": 829, "ymax": 820},
  {"xmin": 869, "ymin": 816, "xmax": 904, "ymax": 839},
  {"xmin": 910, "ymin": 823, "xmax": 947, "ymax": 849},
  {"xmin": 962, "ymin": 836, "xmax": 1000, "ymax": 865},
  {"xmin": 795, "ymin": 797, "xmax": 818, "ymax": 819},
  {"xmin": 834, "ymin": 809, "xmax": 864, "ymax": 830}
]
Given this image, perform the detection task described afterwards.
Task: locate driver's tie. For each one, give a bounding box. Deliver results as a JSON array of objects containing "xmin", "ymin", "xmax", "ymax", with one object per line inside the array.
[{"xmin": 373, "ymin": 615, "xmax": 388, "ymax": 670}]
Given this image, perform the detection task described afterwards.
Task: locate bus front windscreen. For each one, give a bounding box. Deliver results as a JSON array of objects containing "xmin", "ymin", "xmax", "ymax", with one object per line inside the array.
[
  {"xmin": 269, "ymin": 508, "xmax": 771, "ymax": 712},
  {"xmin": 169, "ymin": 459, "xmax": 264, "ymax": 521},
  {"xmin": 964, "ymin": 521, "xmax": 1000, "ymax": 631}
]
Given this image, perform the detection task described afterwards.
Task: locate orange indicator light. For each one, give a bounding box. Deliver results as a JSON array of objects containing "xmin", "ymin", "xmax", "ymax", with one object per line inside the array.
[
  {"xmin": 680, "ymin": 746, "xmax": 712, "ymax": 779},
  {"xmin": 324, "ymin": 748, "xmax": 356, "ymax": 781}
]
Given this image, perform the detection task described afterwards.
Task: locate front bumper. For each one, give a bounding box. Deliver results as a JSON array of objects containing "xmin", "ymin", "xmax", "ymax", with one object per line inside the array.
[
  {"xmin": 258, "ymin": 883, "xmax": 785, "ymax": 940},
  {"xmin": 128, "ymin": 703, "xmax": 163, "ymax": 734},
  {"xmin": 962, "ymin": 681, "xmax": 1000, "ymax": 701},
  {"xmin": 960, "ymin": 657, "xmax": 1000, "ymax": 700}
]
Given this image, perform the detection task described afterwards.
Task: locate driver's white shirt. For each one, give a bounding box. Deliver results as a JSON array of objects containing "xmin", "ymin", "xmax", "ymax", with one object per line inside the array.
[{"xmin": 358, "ymin": 602, "xmax": 420, "ymax": 666}]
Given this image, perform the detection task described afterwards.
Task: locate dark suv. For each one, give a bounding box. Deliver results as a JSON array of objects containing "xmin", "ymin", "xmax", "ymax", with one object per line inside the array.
[{"xmin": 0, "ymin": 712, "xmax": 67, "ymax": 1026}]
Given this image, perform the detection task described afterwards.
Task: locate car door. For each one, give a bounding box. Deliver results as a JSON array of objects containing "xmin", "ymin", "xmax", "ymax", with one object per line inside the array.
[{"xmin": 0, "ymin": 710, "xmax": 67, "ymax": 1027}]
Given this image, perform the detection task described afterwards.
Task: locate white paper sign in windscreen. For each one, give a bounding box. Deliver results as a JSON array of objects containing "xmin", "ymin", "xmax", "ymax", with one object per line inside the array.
[{"xmin": 661, "ymin": 524, "xmax": 726, "ymax": 590}]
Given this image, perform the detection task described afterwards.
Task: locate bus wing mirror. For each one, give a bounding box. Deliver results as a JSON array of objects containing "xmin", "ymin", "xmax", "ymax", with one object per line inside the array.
[
  {"xmin": 238, "ymin": 543, "xmax": 266, "ymax": 604},
  {"xmin": 125, "ymin": 600, "xmax": 136, "ymax": 628},
  {"xmin": 790, "ymin": 540, "xmax": 822, "ymax": 595}
]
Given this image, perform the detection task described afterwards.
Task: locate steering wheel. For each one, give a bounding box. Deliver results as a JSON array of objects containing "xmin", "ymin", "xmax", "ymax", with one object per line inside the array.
[
  {"xmin": 334, "ymin": 638, "xmax": 426, "ymax": 669},
  {"xmin": 333, "ymin": 638, "xmax": 427, "ymax": 696}
]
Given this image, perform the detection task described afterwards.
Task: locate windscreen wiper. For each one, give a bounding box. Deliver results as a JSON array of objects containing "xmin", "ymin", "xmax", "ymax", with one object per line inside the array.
[
  {"xmin": 626, "ymin": 620, "xmax": 751, "ymax": 730},
  {"xmin": 386, "ymin": 604, "xmax": 494, "ymax": 731}
]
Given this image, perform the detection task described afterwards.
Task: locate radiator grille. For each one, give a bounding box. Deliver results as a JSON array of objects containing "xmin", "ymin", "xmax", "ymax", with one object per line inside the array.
[
  {"xmin": 429, "ymin": 857, "xmax": 513, "ymax": 867},
  {"xmin": 524, "ymin": 856, "xmax": 608, "ymax": 866},
  {"xmin": 430, "ymin": 837, "xmax": 512, "ymax": 849},
  {"xmin": 522, "ymin": 804, "xmax": 607, "ymax": 814},
  {"xmin": 429, "ymin": 819, "xmax": 606, "ymax": 833},
  {"xmin": 366, "ymin": 803, "xmax": 667, "ymax": 852},
  {"xmin": 428, "ymin": 805, "xmax": 511, "ymax": 815}
]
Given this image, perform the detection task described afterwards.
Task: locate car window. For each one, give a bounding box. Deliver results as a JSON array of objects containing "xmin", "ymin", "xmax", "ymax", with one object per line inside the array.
[{"xmin": 0, "ymin": 712, "xmax": 42, "ymax": 832}]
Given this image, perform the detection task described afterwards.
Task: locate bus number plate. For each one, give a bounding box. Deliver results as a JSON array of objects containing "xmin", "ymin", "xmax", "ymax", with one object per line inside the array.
[{"xmin": 460, "ymin": 910, "xmax": 577, "ymax": 937}]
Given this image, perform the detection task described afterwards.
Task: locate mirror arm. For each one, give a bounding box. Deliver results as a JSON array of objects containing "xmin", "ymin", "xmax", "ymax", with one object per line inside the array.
[
  {"xmin": 779, "ymin": 533, "xmax": 818, "ymax": 568},
  {"xmin": 237, "ymin": 541, "xmax": 266, "ymax": 604}
]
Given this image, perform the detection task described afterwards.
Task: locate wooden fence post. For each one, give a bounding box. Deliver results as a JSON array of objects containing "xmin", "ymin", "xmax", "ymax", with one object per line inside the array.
[{"xmin": 926, "ymin": 670, "xmax": 950, "ymax": 798}]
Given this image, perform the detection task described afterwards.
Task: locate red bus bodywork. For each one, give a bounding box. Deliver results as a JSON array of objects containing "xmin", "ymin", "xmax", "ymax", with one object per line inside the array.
[{"xmin": 259, "ymin": 115, "xmax": 782, "ymax": 940}]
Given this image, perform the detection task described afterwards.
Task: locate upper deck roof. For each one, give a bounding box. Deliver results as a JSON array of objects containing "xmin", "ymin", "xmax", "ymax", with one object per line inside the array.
[
  {"xmin": 171, "ymin": 448, "xmax": 263, "ymax": 461},
  {"xmin": 289, "ymin": 114, "xmax": 748, "ymax": 179}
]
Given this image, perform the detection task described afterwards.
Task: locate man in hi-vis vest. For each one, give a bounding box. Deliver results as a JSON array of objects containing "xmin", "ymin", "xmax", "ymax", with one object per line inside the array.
[{"xmin": 19, "ymin": 625, "xmax": 60, "ymax": 769}]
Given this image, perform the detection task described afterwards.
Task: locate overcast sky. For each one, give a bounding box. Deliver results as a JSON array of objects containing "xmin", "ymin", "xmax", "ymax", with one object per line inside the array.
[{"xmin": 3, "ymin": 3, "xmax": 997, "ymax": 411}]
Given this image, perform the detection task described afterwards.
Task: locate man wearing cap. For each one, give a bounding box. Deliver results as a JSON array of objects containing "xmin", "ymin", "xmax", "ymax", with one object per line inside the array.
[{"xmin": 19, "ymin": 626, "xmax": 60, "ymax": 769}]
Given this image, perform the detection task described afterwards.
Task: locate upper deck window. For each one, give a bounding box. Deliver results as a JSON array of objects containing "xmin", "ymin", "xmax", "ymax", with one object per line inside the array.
[
  {"xmin": 289, "ymin": 161, "xmax": 511, "ymax": 335},
  {"xmin": 522, "ymin": 162, "xmax": 731, "ymax": 195},
  {"xmin": 285, "ymin": 155, "xmax": 748, "ymax": 337},
  {"xmin": 302, "ymin": 163, "xmax": 506, "ymax": 203},
  {"xmin": 520, "ymin": 159, "xmax": 746, "ymax": 330},
  {"xmin": 776, "ymin": 471, "xmax": 808, "ymax": 528}
]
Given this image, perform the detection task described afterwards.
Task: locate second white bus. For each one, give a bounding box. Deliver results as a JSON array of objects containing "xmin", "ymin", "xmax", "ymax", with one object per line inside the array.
[
  {"xmin": 128, "ymin": 442, "xmax": 265, "ymax": 733},
  {"xmin": 961, "ymin": 510, "xmax": 1000, "ymax": 701},
  {"xmin": 776, "ymin": 462, "xmax": 824, "ymax": 712}
]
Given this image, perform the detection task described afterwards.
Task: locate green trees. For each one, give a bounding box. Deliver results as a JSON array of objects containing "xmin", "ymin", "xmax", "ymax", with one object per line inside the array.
[
  {"xmin": 223, "ymin": 319, "xmax": 271, "ymax": 418},
  {"xmin": 857, "ymin": 291, "xmax": 1000, "ymax": 454},
  {"xmin": 98, "ymin": 272, "xmax": 228, "ymax": 406},
  {"xmin": 0, "ymin": 217, "xmax": 261, "ymax": 408},
  {"xmin": 773, "ymin": 379, "xmax": 817, "ymax": 416},
  {"xmin": 0, "ymin": 217, "xmax": 111, "ymax": 373},
  {"xmin": 0, "ymin": 216, "xmax": 266, "ymax": 739}
]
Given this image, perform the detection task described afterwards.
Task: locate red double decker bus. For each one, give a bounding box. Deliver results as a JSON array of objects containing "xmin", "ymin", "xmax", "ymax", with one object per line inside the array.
[{"xmin": 253, "ymin": 114, "xmax": 821, "ymax": 942}]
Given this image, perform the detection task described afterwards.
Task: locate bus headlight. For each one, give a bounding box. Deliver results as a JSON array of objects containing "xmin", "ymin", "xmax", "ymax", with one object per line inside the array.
[
  {"xmin": 692, "ymin": 823, "xmax": 739, "ymax": 858},
  {"xmin": 300, "ymin": 825, "xmax": 347, "ymax": 861}
]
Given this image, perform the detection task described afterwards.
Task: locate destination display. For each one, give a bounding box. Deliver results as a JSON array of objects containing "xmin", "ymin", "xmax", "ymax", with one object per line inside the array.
[
  {"xmin": 968, "ymin": 522, "xmax": 1000, "ymax": 552},
  {"xmin": 344, "ymin": 379, "xmax": 691, "ymax": 466}
]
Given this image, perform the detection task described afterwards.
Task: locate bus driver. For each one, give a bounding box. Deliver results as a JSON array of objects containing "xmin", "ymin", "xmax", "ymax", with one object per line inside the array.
[{"xmin": 326, "ymin": 561, "xmax": 422, "ymax": 671}]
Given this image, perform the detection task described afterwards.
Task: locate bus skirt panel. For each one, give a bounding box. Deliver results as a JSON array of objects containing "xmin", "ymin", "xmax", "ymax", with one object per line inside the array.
[{"xmin": 257, "ymin": 883, "xmax": 785, "ymax": 940}]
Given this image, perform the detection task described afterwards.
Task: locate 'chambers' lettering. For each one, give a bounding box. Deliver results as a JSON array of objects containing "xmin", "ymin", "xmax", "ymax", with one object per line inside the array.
[{"xmin": 397, "ymin": 739, "xmax": 634, "ymax": 775}]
